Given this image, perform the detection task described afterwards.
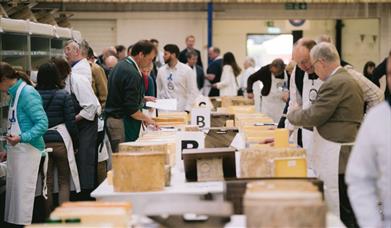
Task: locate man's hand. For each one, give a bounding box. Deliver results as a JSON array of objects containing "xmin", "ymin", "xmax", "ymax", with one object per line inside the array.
[
  {"xmin": 75, "ymin": 114, "xmax": 83, "ymax": 122},
  {"xmin": 211, "ymin": 83, "xmax": 218, "ymax": 88},
  {"xmin": 206, "ymin": 74, "xmax": 215, "ymax": 81},
  {"xmin": 144, "ymin": 96, "xmax": 156, "ymax": 102},
  {"xmin": 281, "ymin": 91, "xmax": 289, "ymax": 102},
  {"xmin": 247, "ymin": 93, "xmax": 254, "ymax": 99},
  {"xmin": 6, "ymin": 135, "xmax": 20, "ymax": 146},
  {"xmin": 143, "ymin": 116, "xmax": 159, "ymax": 129}
]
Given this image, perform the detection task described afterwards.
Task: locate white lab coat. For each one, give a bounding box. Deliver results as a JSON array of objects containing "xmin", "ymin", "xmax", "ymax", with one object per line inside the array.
[
  {"xmin": 216, "ymin": 65, "xmax": 238, "ymax": 96},
  {"xmin": 346, "ymin": 102, "xmax": 391, "ymax": 228}
]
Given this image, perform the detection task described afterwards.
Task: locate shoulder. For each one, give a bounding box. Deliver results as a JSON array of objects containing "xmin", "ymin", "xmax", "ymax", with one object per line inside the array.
[
  {"xmin": 22, "ymin": 84, "xmax": 40, "ymax": 97},
  {"xmin": 179, "ymin": 62, "xmax": 192, "ymax": 71}
]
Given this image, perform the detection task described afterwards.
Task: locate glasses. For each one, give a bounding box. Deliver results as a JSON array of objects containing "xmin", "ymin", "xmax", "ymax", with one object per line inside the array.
[{"xmin": 311, "ymin": 59, "xmax": 320, "ymax": 66}]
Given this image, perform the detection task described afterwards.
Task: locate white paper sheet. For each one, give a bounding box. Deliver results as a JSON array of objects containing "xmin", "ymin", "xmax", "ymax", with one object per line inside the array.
[{"xmin": 146, "ymin": 99, "xmax": 177, "ymax": 111}]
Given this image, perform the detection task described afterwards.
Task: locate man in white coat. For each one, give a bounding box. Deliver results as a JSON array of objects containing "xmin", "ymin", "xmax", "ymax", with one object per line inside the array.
[
  {"xmin": 346, "ymin": 51, "xmax": 391, "ymax": 228},
  {"xmin": 64, "ymin": 40, "xmax": 101, "ymax": 200},
  {"xmin": 157, "ymin": 44, "xmax": 199, "ymax": 113}
]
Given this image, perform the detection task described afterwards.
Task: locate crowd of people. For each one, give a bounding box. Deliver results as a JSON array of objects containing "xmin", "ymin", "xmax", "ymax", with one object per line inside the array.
[{"xmin": 0, "ymin": 33, "xmax": 389, "ymax": 228}]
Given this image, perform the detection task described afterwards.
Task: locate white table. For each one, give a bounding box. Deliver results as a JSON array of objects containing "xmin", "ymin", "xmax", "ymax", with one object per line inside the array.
[{"xmin": 91, "ymin": 168, "xmax": 232, "ymax": 216}]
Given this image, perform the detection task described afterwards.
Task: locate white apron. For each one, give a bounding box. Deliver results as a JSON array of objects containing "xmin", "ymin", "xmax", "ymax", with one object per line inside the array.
[
  {"xmin": 4, "ymin": 82, "xmax": 47, "ymax": 225},
  {"xmin": 302, "ymin": 76, "xmax": 323, "ymax": 170},
  {"xmin": 312, "ymin": 128, "xmax": 353, "ymax": 217},
  {"xmin": 261, "ymin": 72, "xmax": 287, "ymax": 123},
  {"xmin": 49, "ymin": 124, "xmax": 81, "ymax": 193}
]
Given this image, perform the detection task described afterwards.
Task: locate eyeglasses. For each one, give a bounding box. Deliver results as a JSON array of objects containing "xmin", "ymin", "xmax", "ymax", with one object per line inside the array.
[{"xmin": 311, "ymin": 59, "xmax": 320, "ymax": 66}]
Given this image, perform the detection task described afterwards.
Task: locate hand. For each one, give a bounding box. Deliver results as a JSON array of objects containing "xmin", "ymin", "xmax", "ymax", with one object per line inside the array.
[
  {"xmin": 0, "ymin": 152, "xmax": 7, "ymax": 161},
  {"xmin": 143, "ymin": 116, "xmax": 159, "ymax": 129},
  {"xmin": 212, "ymin": 83, "xmax": 218, "ymax": 88},
  {"xmin": 247, "ymin": 93, "xmax": 254, "ymax": 99},
  {"xmin": 206, "ymin": 74, "xmax": 215, "ymax": 81},
  {"xmin": 75, "ymin": 114, "xmax": 83, "ymax": 122},
  {"xmin": 6, "ymin": 135, "xmax": 20, "ymax": 146},
  {"xmin": 144, "ymin": 96, "xmax": 156, "ymax": 102},
  {"xmin": 281, "ymin": 91, "xmax": 289, "ymax": 102}
]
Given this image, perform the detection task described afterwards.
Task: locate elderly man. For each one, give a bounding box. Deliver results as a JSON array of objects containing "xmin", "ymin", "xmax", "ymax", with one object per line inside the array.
[
  {"xmin": 63, "ymin": 40, "xmax": 101, "ymax": 200},
  {"xmin": 346, "ymin": 52, "xmax": 391, "ymax": 228},
  {"xmin": 287, "ymin": 42, "xmax": 363, "ymax": 227}
]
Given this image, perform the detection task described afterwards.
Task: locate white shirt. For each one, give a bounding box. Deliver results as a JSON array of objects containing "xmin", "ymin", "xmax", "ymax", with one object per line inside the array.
[
  {"xmin": 238, "ymin": 66, "xmax": 256, "ymax": 89},
  {"xmin": 157, "ymin": 61, "xmax": 199, "ymax": 112},
  {"xmin": 286, "ymin": 66, "xmax": 323, "ymax": 130},
  {"xmin": 216, "ymin": 65, "xmax": 238, "ymax": 96},
  {"xmin": 346, "ymin": 102, "xmax": 391, "ymax": 228},
  {"xmin": 65, "ymin": 58, "xmax": 101, "ymax": 120}
]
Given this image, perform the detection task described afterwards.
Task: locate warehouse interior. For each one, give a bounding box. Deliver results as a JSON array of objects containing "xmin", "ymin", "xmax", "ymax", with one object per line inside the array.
[{"xmin": 0, "ymin": 0, "xmax": 390, "ymax": 227}]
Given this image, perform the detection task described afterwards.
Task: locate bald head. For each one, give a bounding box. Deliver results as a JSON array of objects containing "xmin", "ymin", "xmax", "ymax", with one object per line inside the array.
[
  {"xmin": 105, "ymin": 55, "xmax": 118, "ymax": 70},
  {"xmin": 310, "ymin": 42, "xmax": 341, "ymax": 81},
  {"xmin": 293, "ymin": 38, "xmax": 317, "ymax": 74}
]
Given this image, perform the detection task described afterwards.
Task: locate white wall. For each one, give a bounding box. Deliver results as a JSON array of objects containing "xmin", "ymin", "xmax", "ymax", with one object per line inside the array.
[{"xmin": 70, "ymin": 12, "xmax": 380, "ymax": 71}]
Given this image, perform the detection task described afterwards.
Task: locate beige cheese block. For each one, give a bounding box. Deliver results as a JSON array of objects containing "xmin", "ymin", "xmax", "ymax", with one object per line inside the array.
[
  {"xmin": 119, "ymin": 141, "xmax": 174, "ymax": 166},
  {"xmin": 221, "ymin": 96, "xmax": 254, "ymax": 107},
  {"xmin": 136, "ymin": 138, "xmax": 176, "ymax": 166},
  {"xmin": 158, "ymin": 111, "xmax": 189, "ymax": 121},
  {"xmin": 244, "ymin": 130, "xmax": 275, "ymax": 144},
  {"xmin": 227, "ymin": 105, "xmax": 256, "ymax": 114},
  {"xmin": 184, "ymin": 125, "xmax": 201, "ymax": 131},
  {"xmin": 112, "ymin": 152, "xmax": 165, "ymax": 192},
  {"xmin": 236, "ymin": 118, "xmax": 274, "ymax": 129},
  {"xmin": 60, "ymin": 202, "xmax": 132, "ymax": 215},
  {"xmin": 248, "ymin": 143, "xmax": 297, "ymax": 149},
  {"xmin": 107, "ymin": 170, "xmax": 113, "ymax": 185},
  {"xmin": 244, "ymin": 180, "xmax": 326, "ymax": 228},
  {"xmin": 240, "ymin": 147, "xmax": 306, "ymax": 178},
  {"xmin": 26, "ymin": 225, "xmax": 119, "ymax": 228},
  {"xmin": 50, "ymin": 207, "xmax": 129, "ymax": 226}
]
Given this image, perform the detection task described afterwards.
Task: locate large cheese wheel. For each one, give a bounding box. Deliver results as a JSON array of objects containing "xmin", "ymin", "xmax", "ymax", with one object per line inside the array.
[
  {"xmin": 244, "ymin": 180, "xmax": 326, "ymax": 228},
  {"xmin": 112, "ymin": 152, "xmax": 165, "ymax": 192},
  {"xmin": 240, "ymin": 147, "xmax": 306, "ymax": 178}
]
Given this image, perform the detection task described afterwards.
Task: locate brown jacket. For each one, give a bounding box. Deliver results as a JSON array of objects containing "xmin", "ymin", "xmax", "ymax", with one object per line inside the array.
[
  {"xmin": 91, "ymin": 62, "xmax": 108, "ymax": 109},
  {"xmin": 288, "ymin": 67, "xmax": 364, "ymax": 173}
]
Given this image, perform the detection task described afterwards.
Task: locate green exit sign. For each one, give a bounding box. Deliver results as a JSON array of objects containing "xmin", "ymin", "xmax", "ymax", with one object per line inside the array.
[{"xmin": 285, "ymin": 3, "xmax": 308, "ymax": 10}]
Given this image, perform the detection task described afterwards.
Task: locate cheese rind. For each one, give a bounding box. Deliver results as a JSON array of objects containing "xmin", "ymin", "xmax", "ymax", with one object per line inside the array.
[
  {"xmin": 240, "ymin": 147, "xmax": 306, "ymax": 178},
  {"xmin": 244, "ymin": 180, "xmax": 326, "ymax": 228},
  {"xmin": 112, "ymin": 152, "xmax": 165, "ymax": 192}
]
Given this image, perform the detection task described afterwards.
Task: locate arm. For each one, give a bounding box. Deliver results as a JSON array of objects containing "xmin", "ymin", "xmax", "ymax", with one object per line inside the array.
[
  {"xmin": 287, "ymin": 80, "xmax": 341, "ymax": 128},
  {"xmin": 123, "ymin": 71, "xmax": 144, "ymax": 117},
  {"xmin": 63, "ymin": 93, "xmax": 79, "ymax": 149},
  {"xmin": 156, "ymin": 69, "xmax": 163, "ymax": 99},
  {"xmin": 285, "ymin": 67, "xmax": 301, "ymax": 130},
  {"xmin": 347, "ymin": 69, "xmax": 384, "ymax": 110},
  {"xmin": 371, "ymin": 57, "xmax": 387, "ymax": 87},
  {"xmin": 20, "ymin": 88, "xmax": 48, "ymax": 143},
  {"xmin": 185, "ymin": 68, "xmax": 200, "ymax": 111},
  {"xmin": 345, "ymin": 115, "xmax": 382, "ymax": 227},
  {"xmin": 72, "ymin": 73, "xmax": 100, "ymax": 121},
  {"xmin": 246, "ymin": 67, "xmax": 263, "ymax": 93},
  {"xmin": 94, "ymin": 65, "xmax": 108, "ymax": 109},
  {"xmin": 216, "ymin": 66, "xmax": 232, "ymax": 89}
]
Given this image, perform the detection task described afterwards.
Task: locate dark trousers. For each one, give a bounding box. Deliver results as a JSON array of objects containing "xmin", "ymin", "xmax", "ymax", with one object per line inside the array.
[
  {"xmin": 106, "ymin": 117, "xmax": 125, "ymax": 153},
  {"xmin": 76, "ymin": 118, "xmax": 98, "ymax": 196},
  {"xmin": 339, "ymin": 174, "xmax": 359, "ymax": 228}
]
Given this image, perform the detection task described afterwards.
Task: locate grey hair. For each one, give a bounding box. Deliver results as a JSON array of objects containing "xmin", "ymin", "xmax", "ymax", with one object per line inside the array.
[
  {"xmin": 64, "ymin": 39, "xmax": 80, "ymax": 51},
  {"xmin": 186, "ymin": 49, "xmax": 198, "ymax": 59},
  {"xmin": 310, "ymin": 42, "xmax": 340, "ymax": 64},
  {"xmin": 244, "ymin": 57, "xmax": 255, "ymax": 67},
  {"xmin": 270, "ymin": 58, "xmax": 285, "ymax": 70}
]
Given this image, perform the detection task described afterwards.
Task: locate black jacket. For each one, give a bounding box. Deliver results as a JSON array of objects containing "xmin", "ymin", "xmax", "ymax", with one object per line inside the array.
[
  {"xmin": 190, "ymin": 64, "xmax": 205, "ymax": 90},
  {"xmin": 372, "ymin": 57, "xmax": 390, "ymax": 98},
  {"xmin": 38, "ymin": 89, "xmax": 79, "ymax": 148},
  {"xmin": 207, "ymin": 58, "xmax": 223, "ymax": 97}
]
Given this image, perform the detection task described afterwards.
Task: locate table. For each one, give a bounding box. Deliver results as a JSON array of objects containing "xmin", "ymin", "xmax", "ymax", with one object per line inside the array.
[{"xmin": 91, "ymin": 168, "xmax": 232, "ymax": 216}]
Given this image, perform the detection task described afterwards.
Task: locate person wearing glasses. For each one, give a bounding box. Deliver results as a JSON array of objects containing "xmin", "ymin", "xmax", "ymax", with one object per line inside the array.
[
  {"xmin": 288, "ymin": 42, "xmax": 364, "ymax": 228},
  {"xmin": 156, "ymin": 44, "xmax": 199, "ymax": 113},
  {"xmin": 63, "ymin": 39, "xmax": 101, "ymax": 200}
]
